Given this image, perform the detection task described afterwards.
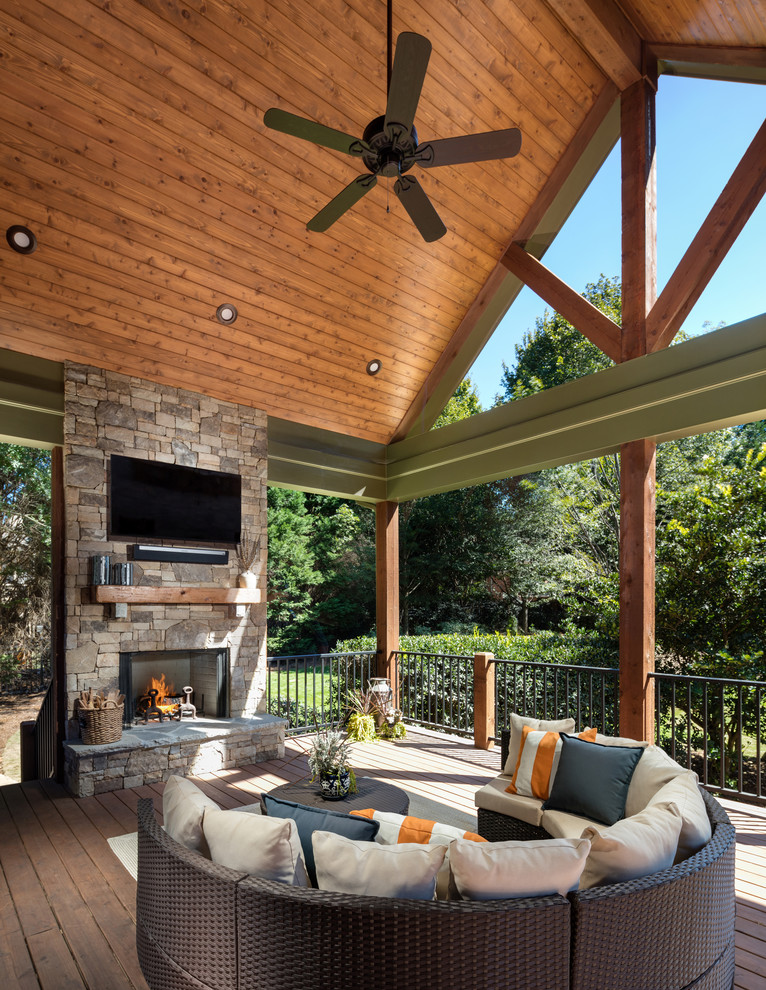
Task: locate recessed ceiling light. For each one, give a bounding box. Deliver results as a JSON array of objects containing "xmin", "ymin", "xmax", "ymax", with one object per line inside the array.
[
  {"xmin": 216, "ymin": 303, "xmax": 238, "ymax": 325},
  {"xmin": 366, "ymin": 359, "xmax": 382, "ymax": 376},
  {"xmin": 6, "ymin": 225, "xmax": 37, "ymax": 254}
]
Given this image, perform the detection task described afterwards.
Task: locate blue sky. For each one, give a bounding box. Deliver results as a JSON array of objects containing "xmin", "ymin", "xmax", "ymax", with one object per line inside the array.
[{"xmin": 468, "ymin": 76, "xmax": 766, "ymax": 407}]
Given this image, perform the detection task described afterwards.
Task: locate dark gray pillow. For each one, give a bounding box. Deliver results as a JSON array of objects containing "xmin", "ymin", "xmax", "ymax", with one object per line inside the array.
[
  {"xmin": 542, "ymin": 734, "xmax": 643, "ymax": 826},
  {"xmin": 262, "ymin": 793, "xmax": 379, "ymax": 886}
]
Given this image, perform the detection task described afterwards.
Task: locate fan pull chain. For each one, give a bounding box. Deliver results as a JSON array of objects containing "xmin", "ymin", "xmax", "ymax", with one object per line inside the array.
[{"xmin": 386, "ymin": 178, "xmax": 390, "ymax": 214}]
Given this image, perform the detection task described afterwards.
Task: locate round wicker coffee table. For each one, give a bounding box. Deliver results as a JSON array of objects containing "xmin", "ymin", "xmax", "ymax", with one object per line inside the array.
[{"xmin": 263, "ymin": 776, "xmax": 409, "ymax": 815}]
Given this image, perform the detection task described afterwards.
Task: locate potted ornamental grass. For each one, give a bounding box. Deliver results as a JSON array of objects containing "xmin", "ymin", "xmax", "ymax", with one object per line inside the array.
[{"xmin": 308, "ymin": 728, "xmax": 358, "ymax": 800}]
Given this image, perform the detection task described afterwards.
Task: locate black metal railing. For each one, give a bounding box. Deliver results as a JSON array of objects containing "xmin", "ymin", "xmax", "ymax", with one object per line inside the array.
[
  {"xmin": 495, "ymin": 658, "xmax": 620, "ymax": 737},
  {"xmin": 266, "ymin": 651, "xmax": 376, "ymax": 733},
  {"xmin": 30, "ymin": 679, "xmax": 56, "ymax": 780},
  {"xmin": 650, "ymin": 671, "xmax": 766, "ymax": 804},
  {"xmin": 396, "ymin": 651, "xmax": 475, "ymax": 736}
]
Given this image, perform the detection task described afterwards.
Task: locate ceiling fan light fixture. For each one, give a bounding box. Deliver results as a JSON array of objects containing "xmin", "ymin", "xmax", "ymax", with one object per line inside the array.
[
  {"xmin": 6, "ymin": 225, "xmax": 37, "ymax": 254},
  {"xmin": 366, "ymin": 359, "xmax": 382, "ymax": 376},
  {"xmin": 216, "ymin": 303, "xmax": 238, "ymax": 325}
]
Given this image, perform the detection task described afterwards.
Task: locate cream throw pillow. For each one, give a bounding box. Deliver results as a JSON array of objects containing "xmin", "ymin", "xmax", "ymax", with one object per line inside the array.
[
  {"xmin": 163, "ymin": 774, "xmax": 219, "ymax": 856},
  {"xmin": 579, "ymin": 801, "xmax": 683, "ymax": 889},
  {"xmin": 312, "ymin": 830, "xmax": 445, "ymax": 900},
  {"xmin": 504, "ymin": 713, "xmax": 576, "ymax": 775},
  {"xmin": 624, "ymin": 745, "xmax": 687, "ymax": 817},
  {"xmin": 202, "ymin": 807, "xmax": 309, "ymax": 886},
  {"xmin": 646, "ymin": 772, "xmax": 711, "ymax": 862},
  {"xmin": 449, "ymin": 836, "xmax": 591, "ymax": 900}
]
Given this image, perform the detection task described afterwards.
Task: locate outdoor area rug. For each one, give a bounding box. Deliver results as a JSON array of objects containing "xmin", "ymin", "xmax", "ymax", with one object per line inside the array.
[{"xmin": 107, "ymin": 788, "xmax": 479, "ymax": 881}]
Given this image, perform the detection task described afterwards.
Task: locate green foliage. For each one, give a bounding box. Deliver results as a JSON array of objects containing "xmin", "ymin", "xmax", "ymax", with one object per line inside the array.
[
  {"xmin": 655, "ymin": 445, "xmax": 766, "ymax": 673},
  {"xmin": 0, "ymin": 444, "xmax": 52, "ymax": 686},
  {"xmin": 266, "ymin": 489, "xmax": 375, "ymax": 655},
  {"xmin": 496, "ymin": 275, "xmax": 619, "ymax": 403},
  {"xmin": 345, "ymin": 712, "xmax": 378, "ymax": 743},
  {"xmin": 335, "ymin": 627, "xmax": 617, "ymax": 668},
  {"xmin": 432, "ymin": 378, "xmax": 483, "ymax": 428}
]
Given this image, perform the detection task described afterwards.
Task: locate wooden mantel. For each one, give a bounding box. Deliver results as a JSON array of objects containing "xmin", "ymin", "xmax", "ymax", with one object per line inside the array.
[{"xmin": 91, "ymin": 586, "xmax": 262, "ymax": 605}]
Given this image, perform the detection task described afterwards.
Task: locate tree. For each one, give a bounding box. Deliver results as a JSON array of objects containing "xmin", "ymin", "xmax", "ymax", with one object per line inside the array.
[
  {"xmin": 433, "ymin": 378, "xmax": 482, "ymax": 427},
  {"xmin": 266, "ymin": 489, "xmax": 376, "ymax": 655},
  {"xmin": 0, "ymin": 444, "xmax": 52, "ymax": 686},
  {"xmin": 655, "ymin": 445, "xmax": 766, "ymax": 674},
  {"xmin": 497, "ymin": 275, "xmax": 619, "ymax": 402},
  {"xmin": 266, "ymin": 488, "xmax": 322, "ymax": 655}
]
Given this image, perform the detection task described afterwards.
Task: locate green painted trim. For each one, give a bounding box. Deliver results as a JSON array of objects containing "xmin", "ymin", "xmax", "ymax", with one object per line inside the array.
[
  {"xmin": 386, "ymin": 316, "xmax": 766, "ymax": 500},
  {"xmin": 267, "ymin": 417, "xmax": 387, "ymax": 503},
  {"xmin": 657, "ymin": 59, "xmax": 766, "ymax": 85},
  {"xmin": 0, "ymin": 351, "xmax": 64, "ymax": 447}
]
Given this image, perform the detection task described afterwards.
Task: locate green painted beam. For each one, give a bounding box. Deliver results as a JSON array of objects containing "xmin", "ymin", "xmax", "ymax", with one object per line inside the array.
[
  {"xmin": 0, "ymin": 351, "xmax": 64, "ymax": 448},
  {"xmin": 267, "ymin": 417, "xmax": 386, "ymax": 503},
  {"xmin": 386, "ymin": 315, "xmax": 766, "ymax": 500}
]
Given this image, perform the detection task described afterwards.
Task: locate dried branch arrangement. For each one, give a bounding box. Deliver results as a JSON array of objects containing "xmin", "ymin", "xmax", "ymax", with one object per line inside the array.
[
  {"xmin": 77, "ymin": 688, "xmax": 124, "ymax": 710},
  {"xmin": 237, "ymin": 530, "xmax": 259, "ymax": 571}
]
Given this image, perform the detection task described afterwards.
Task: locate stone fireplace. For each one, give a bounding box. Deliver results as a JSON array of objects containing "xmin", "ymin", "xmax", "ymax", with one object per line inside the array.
[{"xmin": 61, "ymin": 362, "xmax": 284, "ymax": 796}]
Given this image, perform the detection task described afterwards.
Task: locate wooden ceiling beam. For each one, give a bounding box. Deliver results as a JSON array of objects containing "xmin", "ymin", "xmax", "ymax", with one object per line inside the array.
[
  {"xmin": 500, "ymin": 243, "xmax": 622, "ymax": 361},
  {"xmin": 544, "ymin": 0, "xmax": 643, "ymax": 91},
  {"xmin": 647, "ymin": 117, "xmax": 766, "ymax": 352}
]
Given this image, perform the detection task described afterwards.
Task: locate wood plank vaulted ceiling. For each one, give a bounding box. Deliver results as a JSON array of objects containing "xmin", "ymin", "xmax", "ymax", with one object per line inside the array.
[{"xmin": 1, "ymin": 1, "xmax": 765, "ymax": 445}]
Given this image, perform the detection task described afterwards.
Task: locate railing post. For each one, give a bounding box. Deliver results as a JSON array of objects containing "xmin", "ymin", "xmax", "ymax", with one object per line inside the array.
[{"xmin": 473, "ymin": 652, "xmax": 495, "ymax": 750}]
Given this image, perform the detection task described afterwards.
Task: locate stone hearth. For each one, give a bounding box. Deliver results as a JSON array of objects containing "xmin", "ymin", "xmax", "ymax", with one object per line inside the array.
[{"xmin": 63, "ymin": 713, "xmax": 285, "ymax": 797}]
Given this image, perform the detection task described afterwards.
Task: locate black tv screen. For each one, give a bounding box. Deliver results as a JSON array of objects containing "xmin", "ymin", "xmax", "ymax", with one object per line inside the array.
[{"xmin": 109, "ymin": 455, "xmax": 241, "ymax": 545}]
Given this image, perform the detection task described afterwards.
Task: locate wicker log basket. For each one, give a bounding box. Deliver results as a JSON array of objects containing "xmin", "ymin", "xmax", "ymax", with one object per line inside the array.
[{"xmin": 77, "ymin": 688, "xmax": 124, "ymax": 745}]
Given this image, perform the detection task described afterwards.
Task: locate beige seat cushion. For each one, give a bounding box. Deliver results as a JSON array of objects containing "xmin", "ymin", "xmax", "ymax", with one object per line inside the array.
[
  {"xmin": 474, "ymin": 776, "xmax": 544, "ymax": 826},
  {"xmin": 625, "ymin": 745, "xmax": 688, "ymax": 817},
  {"xmin": 504, "ymin": 713, "xmax": 575, "ymax": 775},
  {"xmin": 646, "ymin": 772, "xmax": 711, "ymax": 861},
  {"xmin": 579, "ymin": 801, "xmax": 683, "ymax": 889},
  {"xmin": 541, "ymin": 806, "xmax": 603, "ymax": 840}
]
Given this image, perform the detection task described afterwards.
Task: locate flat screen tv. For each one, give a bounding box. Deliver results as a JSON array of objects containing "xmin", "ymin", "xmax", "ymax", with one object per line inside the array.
[{"xmin": 109, "ymin": 455, "xmax": 241, "ymax": 545}]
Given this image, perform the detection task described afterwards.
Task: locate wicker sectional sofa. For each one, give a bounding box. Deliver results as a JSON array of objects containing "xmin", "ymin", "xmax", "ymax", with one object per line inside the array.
[{"xmin": 136, "ymin": 720, "xmax": 736, "ymax": 990}]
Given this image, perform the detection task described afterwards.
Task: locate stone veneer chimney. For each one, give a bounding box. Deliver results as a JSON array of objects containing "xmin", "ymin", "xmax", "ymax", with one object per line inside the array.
[{"xmin": 63, "ymin": 362, "xmax": 268, "ymax": 738}]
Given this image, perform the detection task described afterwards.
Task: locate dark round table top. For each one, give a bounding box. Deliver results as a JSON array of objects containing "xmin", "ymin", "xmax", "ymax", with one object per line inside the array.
[{"xmin": 263, "ymin": 776, "xmax": 409, "ymax": 815}]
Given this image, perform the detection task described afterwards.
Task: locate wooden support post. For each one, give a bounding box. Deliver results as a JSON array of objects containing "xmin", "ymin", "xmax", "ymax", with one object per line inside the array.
[
  {"xmin": 375, "ymin": 501, "xmax": 399, "ymax": 706},
  {"xmin": 619, "ymin": 440, "xmax": 656, "ymax": 740},
  {"xmin": 473, "ymin": 652, "xmax": 496, "ymax": 750},
  {"xmin": 619, "ymin": 72, "xmax": 657, "ymax": 741}
]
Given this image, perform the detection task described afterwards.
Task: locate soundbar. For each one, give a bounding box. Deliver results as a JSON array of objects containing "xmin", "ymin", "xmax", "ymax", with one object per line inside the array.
[{"xmin": 131, "ymin": 544, "xmax": 230, "ymax": 565}]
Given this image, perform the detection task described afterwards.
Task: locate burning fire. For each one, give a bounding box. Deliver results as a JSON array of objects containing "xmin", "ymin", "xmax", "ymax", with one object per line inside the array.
[{"xmin": 146, "ymin": 674, "xmax": 180, "ymax": 714}]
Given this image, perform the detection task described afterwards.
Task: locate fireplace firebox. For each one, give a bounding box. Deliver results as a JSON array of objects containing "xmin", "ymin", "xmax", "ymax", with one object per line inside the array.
[{"xmin": 119, "ymin": 648, "xmax": 229, "ymax": 727}]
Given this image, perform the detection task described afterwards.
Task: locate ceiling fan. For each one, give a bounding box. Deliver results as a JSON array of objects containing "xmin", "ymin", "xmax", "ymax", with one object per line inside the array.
[{"xmin": 264, "ymin": 1, "xmax": 522, "ymax": 242}]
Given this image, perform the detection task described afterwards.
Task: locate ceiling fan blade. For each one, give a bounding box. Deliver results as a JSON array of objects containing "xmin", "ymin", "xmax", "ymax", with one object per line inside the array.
[
  {"xmin": 307, "ymin": 174, "xmax": 377, "ymax": 232},
  {"xmin": 416, "ymin": 128, "xmax": 522, "ymax": 168},
  {"xmin": 394, "ymin": 175, "xmax": 446, "ymax": 242},
  {"xmin": 264, "ymin": 108, "xmax": 366, "ymax": 157},
  {"xmin": 384, "ymin": 32, "xmax": 431, "ymax": 134}
]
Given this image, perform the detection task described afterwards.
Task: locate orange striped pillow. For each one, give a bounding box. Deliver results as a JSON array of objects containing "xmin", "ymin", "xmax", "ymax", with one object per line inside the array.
[
  {"xmin": 350, "ymin": 809, "xmax": 486, "ymax": 845},
  {"xmin": 506, "ymin": 725, "xmax": 597, "ymax": 800}
]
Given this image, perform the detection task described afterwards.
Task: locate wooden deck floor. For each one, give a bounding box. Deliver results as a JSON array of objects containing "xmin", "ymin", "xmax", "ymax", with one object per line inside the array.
[{"xmin": 1, "ymin": 729, "xmax": 764, "ymax": 989}]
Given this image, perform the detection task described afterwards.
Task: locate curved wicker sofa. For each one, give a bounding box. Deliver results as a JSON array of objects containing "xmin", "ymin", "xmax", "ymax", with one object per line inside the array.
[{"xmin": 136, "ymin": 784, "xmax": 736, "ymax": 990}]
